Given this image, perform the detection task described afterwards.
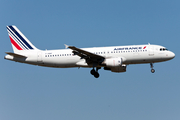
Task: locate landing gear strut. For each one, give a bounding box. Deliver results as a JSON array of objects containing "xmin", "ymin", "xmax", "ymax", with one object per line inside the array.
[
  {"xmin": 90, "ymin": 67, "xmax": 101, "ymax": 78},
  {"xmin": 150, "ymin": 63, "xmax": 155, "ymax": 73}
]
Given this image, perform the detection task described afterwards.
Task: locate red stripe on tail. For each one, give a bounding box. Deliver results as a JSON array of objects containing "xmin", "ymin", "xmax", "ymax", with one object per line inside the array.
[{"xmin": 9, "ymin": 36, "xmax": 23, "ymax": 50}]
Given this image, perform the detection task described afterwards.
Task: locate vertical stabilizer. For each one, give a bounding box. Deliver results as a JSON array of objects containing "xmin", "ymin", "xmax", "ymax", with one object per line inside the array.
[{"xmin": 6, "ymin": 25, "xmax": 39, "ymax": 53}]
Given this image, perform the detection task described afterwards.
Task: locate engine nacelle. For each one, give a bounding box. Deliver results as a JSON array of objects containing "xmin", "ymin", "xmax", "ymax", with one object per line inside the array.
[
  {"xmin": 104, "ymin": 57, "xmax": 123, "ymax": 67},
  {"xmin": 111, "ymin": 65, "xmax": 126, "ymax": 72},
  {"xmin": 104, "ymin": 65, "xmax": 127, "ymax": 73}
]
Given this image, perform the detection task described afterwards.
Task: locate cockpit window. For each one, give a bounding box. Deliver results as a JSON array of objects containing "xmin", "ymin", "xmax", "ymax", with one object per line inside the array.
[{"xmin": 160, "ymin": 48, "xmax": 168, "ymax": 51}]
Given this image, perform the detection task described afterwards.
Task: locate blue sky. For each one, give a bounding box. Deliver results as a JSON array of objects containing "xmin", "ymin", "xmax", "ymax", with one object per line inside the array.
[{"xmin": 0, "ymin": 0, "xmax": 180, "ymax": 120}]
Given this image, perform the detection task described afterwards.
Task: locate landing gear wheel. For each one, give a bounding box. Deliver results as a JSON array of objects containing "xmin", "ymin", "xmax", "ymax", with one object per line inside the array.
[
  {"xmin": 151, "ymin": 69, "xmax": 155, "ymax": 73},
  {"xmin": 90, "ymin": 67, "xmax": 101, "ymax": 78},
  {"xmin": 94, "ymin": 72, "xmax": 100, "ymax": 78},
  {"xmin": 90, "ymin": 69, "xmax": 96, "ymax": 75},
  {"xmin": 150, "ymin": 63, "xmax": 155, "ymax": 73}
]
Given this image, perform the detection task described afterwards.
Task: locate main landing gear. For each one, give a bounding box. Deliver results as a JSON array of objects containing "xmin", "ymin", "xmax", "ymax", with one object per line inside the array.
[
  {"xmin": 150, "ymin": 63, "xmax": 155, "ymax": 73},
  {"xmin": 91, "ymin": 67, "xmax": 101, "ymax": 78}
]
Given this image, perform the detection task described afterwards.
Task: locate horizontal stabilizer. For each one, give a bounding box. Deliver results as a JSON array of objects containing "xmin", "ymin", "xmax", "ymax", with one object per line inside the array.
[{"xmin": 5, "ymin": 52, "xmax": 27, "ymax": 58}]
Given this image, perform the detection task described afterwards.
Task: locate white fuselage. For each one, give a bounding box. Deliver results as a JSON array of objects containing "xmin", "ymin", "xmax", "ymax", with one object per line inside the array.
[{"xmin": 5, "ymin": 44, "xmax": 175, "ymax": 68}]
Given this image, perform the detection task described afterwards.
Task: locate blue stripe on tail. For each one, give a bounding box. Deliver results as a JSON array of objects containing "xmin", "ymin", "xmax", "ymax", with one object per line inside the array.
[
  {"xmin": 8, "ymin": 26, "xmax": 34, "ymax": 49},
  {"xmin": 7, "ymin": 27, "xmax": 28, "ymax": 50}
]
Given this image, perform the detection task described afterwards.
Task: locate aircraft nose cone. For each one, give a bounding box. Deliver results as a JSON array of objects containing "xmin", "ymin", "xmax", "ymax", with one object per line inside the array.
[
  {"xmin": 172, "ymin": 52, "xmax": 175, "ymax": 58},
  {"xmin": 170, "ymin": 52, "xmax": 175, "ymax": 59}
]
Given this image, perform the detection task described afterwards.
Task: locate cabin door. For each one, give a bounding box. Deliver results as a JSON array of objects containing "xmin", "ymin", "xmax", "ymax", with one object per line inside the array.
[
  {"xmin": 37, "ymin": 51, "xmax": 42, "ymax": 62},
  {"xmin": 148, "ymin": 45, "xmax": 154, "ymax": 56}
]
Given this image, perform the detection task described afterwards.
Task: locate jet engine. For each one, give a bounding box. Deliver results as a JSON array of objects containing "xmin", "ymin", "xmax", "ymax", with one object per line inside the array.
[
  {"xmin": 104, "ymin": 57, "xmax": 123, "ymax": 67},
  {"xmin": 103, "ymin": 57, "xmax": 126, "ymax": 72}
]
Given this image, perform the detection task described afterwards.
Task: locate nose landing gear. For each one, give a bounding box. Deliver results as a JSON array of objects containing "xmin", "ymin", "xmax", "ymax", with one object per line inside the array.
[
  {"xmin": 150, "ymin": 63, "xmax": 155, "ymax": 73},
  {"xmin": 90, "ymin": 67, "xmax": 101, "ymax": 78}
]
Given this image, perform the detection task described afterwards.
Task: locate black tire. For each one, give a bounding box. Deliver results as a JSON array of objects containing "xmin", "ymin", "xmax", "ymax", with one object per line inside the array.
[
  {"xmin": 91, "ymin": 69, "xmax": 96, "ymax": 75},
  {"xmin": 151, "ymin": 69, "xmax": 155, "ymax": 73},
  {"xmin": 94, "ymin": 72, "xmax": 100, "ymax": 78}
]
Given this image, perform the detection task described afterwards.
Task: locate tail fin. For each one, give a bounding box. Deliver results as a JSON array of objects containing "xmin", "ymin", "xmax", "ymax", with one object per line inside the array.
[{"xmin": 6, "ymin": 25, "xmax": 39, "ymax": 53}]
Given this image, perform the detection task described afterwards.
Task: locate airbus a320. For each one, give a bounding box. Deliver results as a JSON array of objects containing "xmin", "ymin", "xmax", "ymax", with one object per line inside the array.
[{"xmin": 5, "ymin": 26, "xmax": 175, "ymax": 78}]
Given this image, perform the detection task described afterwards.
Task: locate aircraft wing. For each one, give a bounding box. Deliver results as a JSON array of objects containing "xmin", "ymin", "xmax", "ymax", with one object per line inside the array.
[{"xmin": 65, "ymin": 44, "xmax": 104, "ymax": 61}]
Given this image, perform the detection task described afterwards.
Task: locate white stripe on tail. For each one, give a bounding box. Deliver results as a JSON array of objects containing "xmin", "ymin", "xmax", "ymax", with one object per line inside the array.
[{"xmin": 6, "ymin": 25, "xmax": 39, "ymax": 53}]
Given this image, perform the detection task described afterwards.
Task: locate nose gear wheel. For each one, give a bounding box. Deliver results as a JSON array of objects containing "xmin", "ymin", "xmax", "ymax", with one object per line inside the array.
[{"xmin": 150, "ymin": 63, "xmax": 155, "ymax": 73}]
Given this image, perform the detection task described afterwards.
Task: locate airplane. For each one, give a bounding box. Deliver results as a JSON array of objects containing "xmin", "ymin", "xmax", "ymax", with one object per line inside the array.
[{"xmin": 4, "ymin": 25, "xmax": 175, "ymax": 78}]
